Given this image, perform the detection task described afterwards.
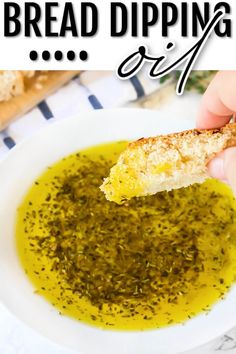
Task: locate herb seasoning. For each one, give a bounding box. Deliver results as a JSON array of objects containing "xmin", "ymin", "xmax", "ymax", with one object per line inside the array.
[{"xmin": 16, "ymin": 141, "xmax": 236, "ymax": 330}]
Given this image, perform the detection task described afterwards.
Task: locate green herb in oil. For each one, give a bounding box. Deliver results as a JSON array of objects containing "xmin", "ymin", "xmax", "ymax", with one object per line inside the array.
[{"xmin": 16, "ymin": 142, "xmax": 236, "ymax": 330}]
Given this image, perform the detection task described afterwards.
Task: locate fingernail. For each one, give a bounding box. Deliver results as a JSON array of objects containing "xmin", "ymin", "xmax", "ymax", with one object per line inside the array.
[{"xmin": 208, "ymin": 157, "xmax": 226, "ymax": 180}]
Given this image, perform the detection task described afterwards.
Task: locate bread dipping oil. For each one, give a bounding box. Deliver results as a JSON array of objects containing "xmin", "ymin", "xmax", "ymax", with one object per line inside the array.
[{"xmin": 16, "ymin": 142, "xmax": 236, "ymax": 330}]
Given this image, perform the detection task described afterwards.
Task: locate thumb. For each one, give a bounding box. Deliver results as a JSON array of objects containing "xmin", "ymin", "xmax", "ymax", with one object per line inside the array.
[{"xmin": 208, "ymin": 147, "xmax": 236, "ymax": 196}]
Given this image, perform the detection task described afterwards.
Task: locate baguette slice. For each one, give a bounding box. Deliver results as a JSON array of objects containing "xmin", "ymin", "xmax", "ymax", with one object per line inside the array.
[{"xmin": 100, "ymin": 124, "xmax": 236, "ymax": 204}]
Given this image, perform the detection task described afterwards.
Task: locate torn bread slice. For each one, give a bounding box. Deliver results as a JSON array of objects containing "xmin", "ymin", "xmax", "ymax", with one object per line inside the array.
[{"xmin": 100, "ymin": 124, "xmax": 236, "ymax": 204}]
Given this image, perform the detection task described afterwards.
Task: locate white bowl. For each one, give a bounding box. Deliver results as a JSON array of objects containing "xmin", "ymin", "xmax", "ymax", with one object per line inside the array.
[{"xmin": 0, "ymin": 108, "xmax": 235, "ymax": 354}]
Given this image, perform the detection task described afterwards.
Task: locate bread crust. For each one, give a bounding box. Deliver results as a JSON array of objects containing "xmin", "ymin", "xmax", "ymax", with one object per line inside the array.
[{"xmin": 129, "ymin": 123, "xmax": 236, "ymax": 149}]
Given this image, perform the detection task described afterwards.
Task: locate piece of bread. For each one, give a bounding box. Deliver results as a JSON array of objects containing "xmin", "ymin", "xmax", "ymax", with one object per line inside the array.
[
  {"xmin": 0, "ymin": 71, "xmax": 25, "ymax": 102},
  {"xmin": 0, "ymin": 71, "xmax": 47, "ymax": 102},
  {"xmin": 100, "ymin": 124, "xmax": 236, "ymax": 204}
]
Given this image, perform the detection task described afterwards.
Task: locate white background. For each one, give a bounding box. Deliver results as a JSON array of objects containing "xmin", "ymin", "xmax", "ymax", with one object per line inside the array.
[{"xmin": 0, "ymin": 0, "xmax": 235, "ymax": 70}]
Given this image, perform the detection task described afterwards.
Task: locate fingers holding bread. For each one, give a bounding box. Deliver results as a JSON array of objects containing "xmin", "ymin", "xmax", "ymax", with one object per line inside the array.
[{"xmin": 100, "ymin": 124, "xmax": 236, "ymax": 204}]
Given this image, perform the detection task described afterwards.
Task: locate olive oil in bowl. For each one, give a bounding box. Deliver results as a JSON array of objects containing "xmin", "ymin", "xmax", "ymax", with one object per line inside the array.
[{"xmin": 16, "ymin": 142, "xmax": 236, "ymax": 330}]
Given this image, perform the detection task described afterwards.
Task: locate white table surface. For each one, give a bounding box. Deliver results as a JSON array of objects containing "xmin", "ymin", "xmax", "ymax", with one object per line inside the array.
[{"xmin": 1, "ymin": 87, "xmax": 236, "ymax": 354}]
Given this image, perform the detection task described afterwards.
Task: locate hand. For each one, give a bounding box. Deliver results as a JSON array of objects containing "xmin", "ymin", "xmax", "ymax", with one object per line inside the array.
[{"xmin": 196, "ymin": 71, "xmax": 236, "ymax": 196}]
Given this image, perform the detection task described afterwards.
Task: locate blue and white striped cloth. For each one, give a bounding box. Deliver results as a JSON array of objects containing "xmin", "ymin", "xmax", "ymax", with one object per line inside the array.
[{"xmin": 0, "ymin": 71, "xmax": 167, "ymax": 158}]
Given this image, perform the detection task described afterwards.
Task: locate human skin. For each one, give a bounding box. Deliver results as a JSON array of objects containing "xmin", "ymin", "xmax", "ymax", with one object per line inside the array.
[{"xmin": 196, "ymin": 71, "xmax": 236, "ymax": 196}]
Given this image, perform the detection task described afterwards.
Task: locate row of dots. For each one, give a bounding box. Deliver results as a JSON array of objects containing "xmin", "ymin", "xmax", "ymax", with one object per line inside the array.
[{"xmin": 29, "ymin": 50, "xmax": 88, "ymax": 61}]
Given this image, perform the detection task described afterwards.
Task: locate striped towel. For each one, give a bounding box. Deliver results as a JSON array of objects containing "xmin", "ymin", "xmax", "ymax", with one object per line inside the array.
[{"xmin": 0, "ymin": 71, "xmax": 167, "ymax": 159}]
